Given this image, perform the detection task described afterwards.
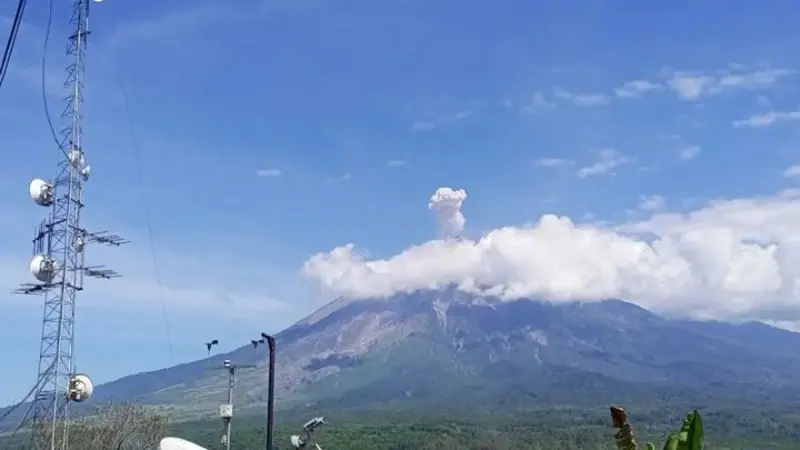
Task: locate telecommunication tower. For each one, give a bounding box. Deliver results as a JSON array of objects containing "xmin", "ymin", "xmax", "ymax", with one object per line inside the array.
[{"xmin": 15, "ymin": 0, "xmax": 126, "ymax": 448}]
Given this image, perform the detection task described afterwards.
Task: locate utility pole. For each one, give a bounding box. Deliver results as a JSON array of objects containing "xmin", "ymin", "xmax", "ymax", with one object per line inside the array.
[
  {"xmin": 259, "ymin": 333, "xmax": 276, "ymax": 450},
  {"xmin": 213, "ymin": 359, "xmax": 255, "ymax": 450}
]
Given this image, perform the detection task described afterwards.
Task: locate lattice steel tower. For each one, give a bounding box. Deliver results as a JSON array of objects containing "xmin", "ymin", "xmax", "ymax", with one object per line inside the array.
[{"xmin": 16, "ymin": 0, "xmax": 126, "ymax": 448}]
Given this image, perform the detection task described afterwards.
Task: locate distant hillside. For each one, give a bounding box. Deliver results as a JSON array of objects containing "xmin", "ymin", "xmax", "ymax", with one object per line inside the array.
[{"xmin": 4, "ymin": 291, "xmax": 800, "ymax": 425}]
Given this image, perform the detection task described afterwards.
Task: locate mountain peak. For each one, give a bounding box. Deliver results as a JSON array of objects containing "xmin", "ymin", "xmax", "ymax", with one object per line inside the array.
[{"xmin": 84, "ymin": 290, "xmax": 800, "ymax": 418}]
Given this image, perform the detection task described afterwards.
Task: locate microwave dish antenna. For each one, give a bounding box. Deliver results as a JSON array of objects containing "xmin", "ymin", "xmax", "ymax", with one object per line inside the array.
[
  {"xmin": 29, "ymin": 179, "xmax": 55, "ymax": 206},
  {"xmin": 13, "ymin": 0, "xmax": 128, "ymax": 448}
]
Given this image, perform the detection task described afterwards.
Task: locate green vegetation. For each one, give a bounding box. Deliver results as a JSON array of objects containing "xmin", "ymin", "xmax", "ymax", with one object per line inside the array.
[
  {"xmin": 3, "ymin": 403, "xmax": 798, "ymax": 449},
  {"xmin": 611, "ymin": 407, "xmax": 705, "ymax": 450},
  {"xmin": 1, "ymin": 402, "xmax": 169, "ymax": 449},
  {"xmin": 171, "ymin": 405, "xmax": 798, "ymax": 450}
]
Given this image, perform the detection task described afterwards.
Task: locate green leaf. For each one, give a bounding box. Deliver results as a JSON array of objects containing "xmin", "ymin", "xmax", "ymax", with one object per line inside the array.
[
  {"xmin": 662, "ymin": 434, "xmax": 679, "ymax": 450},
  {"xmin": 646, "ymin": 443, "xmax": 656, "ymax": 450},
  {"xmin": 676, "ymin": 410, "xmax": 704, "ymax": 450}
]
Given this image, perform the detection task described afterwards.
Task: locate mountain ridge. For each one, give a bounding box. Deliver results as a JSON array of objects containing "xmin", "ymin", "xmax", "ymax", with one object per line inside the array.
[
  {"xmin": 4, "ymin": 291, "xmax": 800, "ymax": 424},
  {"xmin": 98, "ymin": 293, "xmax": 800, "ymax": 402}
]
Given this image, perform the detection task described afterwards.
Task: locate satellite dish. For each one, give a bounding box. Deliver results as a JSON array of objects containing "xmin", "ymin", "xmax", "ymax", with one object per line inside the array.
[
  {"xmin": 67, "ymin": 373, "xmax": 94, "ymax": 402},
  {"xmin": 29, "ymin": 178, "xmax": 54, "ymax": 206},
  {"xmin": 159, "ymin": 437, "xmax": 208, "ymax": 450},
  {"xmin": 30, "ymin": 254, "xmax": 59, "ymax": 283}
]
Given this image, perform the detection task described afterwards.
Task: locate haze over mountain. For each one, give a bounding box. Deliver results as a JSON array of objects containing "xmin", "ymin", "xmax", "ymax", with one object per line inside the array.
[{"xmin": 76, "ymin": 289, "xmax": 800, "ymax": 420}]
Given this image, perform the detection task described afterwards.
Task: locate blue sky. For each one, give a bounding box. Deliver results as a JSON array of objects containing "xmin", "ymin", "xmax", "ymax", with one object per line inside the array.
[{"xmin": 2, "ymin": 0, "xmax": 800, "ymax": 404}]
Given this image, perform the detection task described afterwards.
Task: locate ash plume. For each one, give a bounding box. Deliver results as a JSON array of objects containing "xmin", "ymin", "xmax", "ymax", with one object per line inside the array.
[{"xmin": 428, "ymin": 187, "xmax": 468, "ymax": 238}]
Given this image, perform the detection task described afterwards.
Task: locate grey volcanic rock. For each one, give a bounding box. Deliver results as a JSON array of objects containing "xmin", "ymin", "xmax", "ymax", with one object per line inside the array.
[{"xmin": 32, "ymin": 291, "xmax": 800, "ymax": 417}]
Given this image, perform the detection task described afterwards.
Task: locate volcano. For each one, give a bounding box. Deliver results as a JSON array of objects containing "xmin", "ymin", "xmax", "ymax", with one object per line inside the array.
[{"xmin": 76, "ymin": 290, "xmax": 800, "ymax": 418}]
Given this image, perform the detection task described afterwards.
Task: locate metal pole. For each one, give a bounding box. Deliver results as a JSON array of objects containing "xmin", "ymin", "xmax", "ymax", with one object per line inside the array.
[
  {"xmin": 225, "ymin": 367, "xmax": 234, "ymax": 450},
  {"xmin": 214, "ymin": 360, "xmax": 254, "ymax": 450},
  {"xmin": 265, "ymin": 335, "xmax": 276, "ymax": 450}
]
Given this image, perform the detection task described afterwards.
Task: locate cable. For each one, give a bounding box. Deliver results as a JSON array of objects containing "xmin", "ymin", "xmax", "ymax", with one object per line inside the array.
[
  {"xmin": 0, "ymin": 0, "xmax": 27, "ymax": 90},
  {"xmin": 12, "ymin": 401, "xmax": 36, "ymax": 434},
  {"xmin": 113, "ymin": 48, "xmax": 175, "ymax": 366},
  {"xmin": 41, "ymin": 0, "xmax": 70, "ymax": 160},
  {"xmin": 0, "ymin": 360, "xmax": 55, "ymax": 424},
  {"xmin": 0, "ymin": 382, "xmax": 37, "ymax": 423}
]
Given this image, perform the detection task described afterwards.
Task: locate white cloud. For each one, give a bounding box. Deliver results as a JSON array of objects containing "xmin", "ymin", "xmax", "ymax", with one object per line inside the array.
[
  {"xmin": 679, "ymin": 145, "xmax": 701, "ymax": 161},
  {"xmin": 764, "ymin": 320, "xmax": 800, "ymax": 332},
  {"xmin": 668, "ymin": 67, "xmax": 795, "ymax": 101},
  {"xmin": 553, "ymin": 89, "xmax": 610, "ymax": 107},
  {"xmin": 386, "ymin": 160, "xmax": 408, "ymax": 167},
  {"xmin": 326, "ymin": 173, "xmax": 352, "ymax": 183},
  {"xmin": 534, "ymin": 157, "xmax": 574, "ymax": 167},
  {"xmin": 732, "ymin": 109, "xmax": 800, "ymax": 128},
  {"xmin": 512, "ymin": 65, "xmax": 788, "ymax": 111},
  {"xmin": 784, "ymin": 165, "xmax": 800, "ymax": 178},
  {"xmin": 303, "ymin": 188, "xmax": 800, "ymax": 323},
  {"xmin": 412, "ymin": 120, "xmax": 437, "ymax": 131},
  {"xmin": 614, "ymin": 80, "xmax": 662, "ymax": 98},
  {"xmin": 639, "ymin": 195, "xmax": 666, "ymax": 211},
  {"xmin": 576, "ymin": 149, "xmax": 629, "ymax": 178},
  {"xmin": 411, "ymin": 107, "xmax": 475, "ymax": 131},
  {"xmin": 520, "ymin": 93, "xmax": 557, "ymax": 113},
  {"xmin": 717, "ymin": 68, "xmax": 795, "ymax": 89},
  {"xmin": 257, "ymin": 168, "xmax": 282, "ymax": 177},
  {"xmin": 667, "ymin": 73, "xmax": 715, "ymax": 100}
]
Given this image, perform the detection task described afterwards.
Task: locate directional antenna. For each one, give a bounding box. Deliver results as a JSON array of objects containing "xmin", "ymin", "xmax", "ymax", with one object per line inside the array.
[
  {"xmin": 14, "ymin": 283, "xmax": 54, "ymax": 295},
  {"xmin": 82, "ymin": 265, "xmax": 121, "ymax": 279},
  {"xmin": 31, "ymin": 220, "xmax": 51, "ymax": 255},
  {"xmin": 85, "ymin": 230, "xmax": 130, "ymax": 246}
]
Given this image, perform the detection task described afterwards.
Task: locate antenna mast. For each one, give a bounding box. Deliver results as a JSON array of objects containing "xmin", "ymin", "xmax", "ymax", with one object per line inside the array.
[
  {"xmin": 213, "ymin": 359, "xmax": 256, "ymax": 450},
  {"xmin": 16, "ymin": 0, "xmax": 126, "ymax": 448}
]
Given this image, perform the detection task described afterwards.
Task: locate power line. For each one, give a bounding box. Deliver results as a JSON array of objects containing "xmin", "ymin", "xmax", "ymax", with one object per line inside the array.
[
  {"xmin": 0, "ymin": 0, "xmax": 28, "ymax": 90},
  {"xmin": 114, "ymin": 48, "xmax": 175, "ymax": 366}
]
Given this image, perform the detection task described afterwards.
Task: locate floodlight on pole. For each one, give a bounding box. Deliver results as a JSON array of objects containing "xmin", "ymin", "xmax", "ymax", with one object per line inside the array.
[{"xmin": 290, "ymin": 416, "xmax": 325, "ymax": 450}]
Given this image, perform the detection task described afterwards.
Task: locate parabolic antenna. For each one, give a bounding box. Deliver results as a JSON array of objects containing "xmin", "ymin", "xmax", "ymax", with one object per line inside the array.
[
  {"xmin": 67, "ymin": 373, "xmax": 94, "ymax": 402},
  {"xmin": 30, "ymin": 254, "xmax": 59, "ymax": 283},
  {"xmin": 29, "ymin": 178, "xmax": 54, "ymax": 206},
  {"xmin": 159, "ymin": 437, "xmax": 209, "ymax": 450}
]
